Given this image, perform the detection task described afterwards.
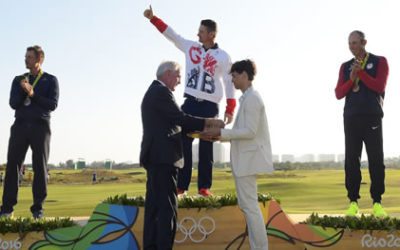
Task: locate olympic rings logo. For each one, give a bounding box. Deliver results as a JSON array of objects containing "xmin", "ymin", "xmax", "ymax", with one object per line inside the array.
[{"xmin": 175, "ymin": 216, "xmax": 216, "ymax": 243}]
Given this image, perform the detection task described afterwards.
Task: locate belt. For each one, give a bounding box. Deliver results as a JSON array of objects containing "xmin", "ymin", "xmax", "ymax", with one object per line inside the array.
[{"xmin": 184, "ymin": 93, "xmax": 205, "ymax": 102}]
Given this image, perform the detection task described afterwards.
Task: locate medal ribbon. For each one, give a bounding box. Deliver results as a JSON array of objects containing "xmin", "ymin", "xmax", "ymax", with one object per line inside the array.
[
  {"xmin": 354, "ymin": 53, "xmax": 369, "ymax": 86},
  {"xmin": 23, "ymin": 70, "xmax": 43, "ymax": 106},
  {"xmin": 30, "ymin": 70, "xmax": 43, "ymax": 89}
]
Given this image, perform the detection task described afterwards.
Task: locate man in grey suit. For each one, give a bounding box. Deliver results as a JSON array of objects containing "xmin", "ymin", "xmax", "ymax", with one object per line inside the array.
[
  {"xmin": 140, "ymin": 61, "xmax": 224, "ymax": 250},
  {"xmin": 202, "ymin": 59, "xmax": 273, "ymax": 250}
]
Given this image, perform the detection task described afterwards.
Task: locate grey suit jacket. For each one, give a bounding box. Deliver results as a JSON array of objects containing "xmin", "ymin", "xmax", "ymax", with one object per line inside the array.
[{"xmin": 221, "ymin": 87, "xmax": 273, "ymax": 177}]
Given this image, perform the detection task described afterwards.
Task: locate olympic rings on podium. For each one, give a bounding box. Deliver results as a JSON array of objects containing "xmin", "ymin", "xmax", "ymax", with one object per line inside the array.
[{"xmin": 175, "ymin": 216, "xmax": 216, "ymax": 243}]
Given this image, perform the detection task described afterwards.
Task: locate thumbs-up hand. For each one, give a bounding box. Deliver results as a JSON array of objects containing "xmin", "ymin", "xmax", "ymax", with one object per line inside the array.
[{"xmin": 143, "ymin": 5, "xmax": 154, "ymax": 20}]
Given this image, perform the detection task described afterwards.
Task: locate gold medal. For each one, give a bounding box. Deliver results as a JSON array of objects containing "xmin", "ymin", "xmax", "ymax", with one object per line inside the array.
[{"xmin": 187, "ymin": 132, "xmax": 200, "ymax": 139}]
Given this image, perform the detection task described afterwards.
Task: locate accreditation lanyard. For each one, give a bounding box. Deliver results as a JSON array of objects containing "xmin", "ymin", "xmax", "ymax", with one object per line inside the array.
[{"xmin": 354, "ymin": 53, "xmax": 369, "ymax": 86}]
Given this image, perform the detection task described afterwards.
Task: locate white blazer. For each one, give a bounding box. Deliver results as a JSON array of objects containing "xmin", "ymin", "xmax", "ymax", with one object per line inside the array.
[{"xmin": 221, "ymin": 87, "xmax": 273, "ymax": 177}]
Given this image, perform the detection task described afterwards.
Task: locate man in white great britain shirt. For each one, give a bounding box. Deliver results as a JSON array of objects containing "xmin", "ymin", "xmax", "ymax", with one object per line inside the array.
[{"xmin": 144, "ymin": 6, "xmax": 236, "ymax": 197}]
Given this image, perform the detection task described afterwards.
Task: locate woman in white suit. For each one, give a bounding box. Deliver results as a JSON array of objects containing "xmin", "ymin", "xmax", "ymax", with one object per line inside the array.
[{"xmin": 201, "ymin": 59, "xmax": 273, "ymax": 250}]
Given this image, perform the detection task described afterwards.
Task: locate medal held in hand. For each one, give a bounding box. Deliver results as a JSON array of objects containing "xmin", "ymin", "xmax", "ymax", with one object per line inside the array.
[
  {"xmin": 352, "ymin": 82, "xmax": 360, "ymax": 92},
  {"xmin": 22, "ymin": 75, "xmax": 31, "ymax": 106},
  {"xmin": 22, "ymin": 71, "xmax": 43, "ymax": 106},
  {"xmin": 24, "ymin": 96, "xmax": 31, "ymax": 106},
  {"xmin": 352, "ymin": 53, "xmax": 369, "ymax": 93},
  {"xmin": 187, "ymin": 132, "xmax": 201, "ymax": 139}
]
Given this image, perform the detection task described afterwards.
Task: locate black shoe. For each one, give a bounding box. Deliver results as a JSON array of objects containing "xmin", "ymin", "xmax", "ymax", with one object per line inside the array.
[{"xmin": 32, "ymin": 210, "xmax": 44, "ymax": 219}]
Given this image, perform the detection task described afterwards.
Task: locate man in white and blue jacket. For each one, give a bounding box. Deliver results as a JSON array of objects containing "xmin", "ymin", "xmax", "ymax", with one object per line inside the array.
[{"xmin": 144, "ymin": 6, "xmax": 236, "ymax": 197}]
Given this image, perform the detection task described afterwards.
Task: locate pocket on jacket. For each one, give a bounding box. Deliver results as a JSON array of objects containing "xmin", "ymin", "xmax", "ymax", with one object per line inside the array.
[{"xmin": 168, "ymin": 132, "xmax": 183, "ymax": 156}]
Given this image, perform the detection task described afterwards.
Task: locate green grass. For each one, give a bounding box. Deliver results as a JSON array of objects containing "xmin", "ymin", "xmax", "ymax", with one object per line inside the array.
[{"xmin": 1, "ymin": 168, "xmax": 400, "ymax": 217}]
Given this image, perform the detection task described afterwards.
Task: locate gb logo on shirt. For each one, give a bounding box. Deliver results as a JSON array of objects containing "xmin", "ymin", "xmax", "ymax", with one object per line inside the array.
[
  {"xmin": 203, "ymin": 54, "xmax": 217, "ymax": 76},
  {"xmin": 189, "ymin": 46, "xmax": 202, "ymax": 64}
]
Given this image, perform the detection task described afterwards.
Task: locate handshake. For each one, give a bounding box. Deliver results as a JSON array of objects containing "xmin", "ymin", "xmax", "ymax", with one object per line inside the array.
[{"xmin": 188, "ymin": 118, "xmax": 225, "ymax": 141}]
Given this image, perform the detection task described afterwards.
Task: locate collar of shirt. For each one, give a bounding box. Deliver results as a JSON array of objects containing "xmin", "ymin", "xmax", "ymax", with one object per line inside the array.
[
  {"xmin": 239, "ymin": 86, "xmax": 253, "ymax": 104},
  {"xmin": 203, "ymin": 43, "xmax": 219, "ymax": 52}
]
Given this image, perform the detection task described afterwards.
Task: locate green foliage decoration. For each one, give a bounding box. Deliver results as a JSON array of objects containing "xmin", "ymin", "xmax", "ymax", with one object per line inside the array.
[
  {"xmin": 304, "ymin": 213, "xmax": 400, "ymax": 231},
  {"xmin": 0, "ymin": 217, "xmax": 75, "ymax": 234},
  {"xmin": 104, "ymin": 193, "xmax": 277, "ymax": 210}
]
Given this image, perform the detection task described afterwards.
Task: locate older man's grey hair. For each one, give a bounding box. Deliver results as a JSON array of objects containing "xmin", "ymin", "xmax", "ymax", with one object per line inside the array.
[
  {"xmin": 156, "ymin": 61, "xmax": 181, "ymax": 79},
  {"xmin": 350, "ymin": 30, "xmax": 366, "ymax": 41}
]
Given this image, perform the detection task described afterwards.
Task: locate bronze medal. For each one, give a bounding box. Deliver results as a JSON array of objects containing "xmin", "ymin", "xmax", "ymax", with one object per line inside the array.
[
  {"xmin": 352, "ymin": 53, "xmax": 369, "ymax": 93},
  {"xmin": 352, "ymin": 84, "xmax": 360, "ymax": 93}
]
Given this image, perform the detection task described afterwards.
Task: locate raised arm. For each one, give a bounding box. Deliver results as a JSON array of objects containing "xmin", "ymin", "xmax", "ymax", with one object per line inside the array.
[{"xmin": 143, "ymin": 5, "xmax": 193, "ymax": 52}]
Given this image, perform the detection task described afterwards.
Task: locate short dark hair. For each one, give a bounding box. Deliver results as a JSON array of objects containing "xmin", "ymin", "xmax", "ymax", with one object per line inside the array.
[
  {"xmin": 27, "ymin": 45, "xmax": 45, "ymax": 62},
  {"xmin": 200, "ymin": 19, "xmax": 217, "ymax": 33},
  {"xmin": 230, "ymin": 59, "xmax": 257, "ymax": 81},
  {"xmin": 350, "ymin": 30, "xmax": 366, "ymax": 41}
]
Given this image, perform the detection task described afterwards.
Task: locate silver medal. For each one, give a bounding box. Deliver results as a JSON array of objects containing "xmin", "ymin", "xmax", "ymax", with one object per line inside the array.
[{"xmin": 24, "ymin": 97, "xmax": 31, "ymax": 106}]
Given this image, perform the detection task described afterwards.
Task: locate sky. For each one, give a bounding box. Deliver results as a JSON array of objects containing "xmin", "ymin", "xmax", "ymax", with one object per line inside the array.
[{"xmin": 0, "ymin": 0, "xmax": 399, "ymax": 164}]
